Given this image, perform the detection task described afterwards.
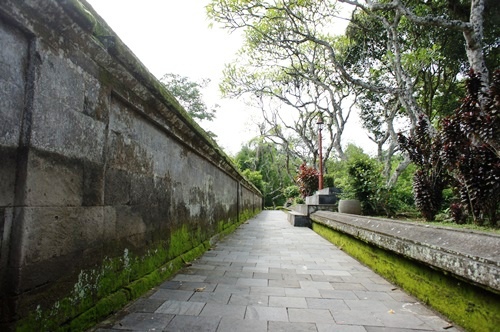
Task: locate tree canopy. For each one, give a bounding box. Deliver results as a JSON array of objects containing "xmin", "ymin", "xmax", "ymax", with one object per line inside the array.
[{"xmin": 208, "ymin": 0, "xmax": 499, "ymax": 187}]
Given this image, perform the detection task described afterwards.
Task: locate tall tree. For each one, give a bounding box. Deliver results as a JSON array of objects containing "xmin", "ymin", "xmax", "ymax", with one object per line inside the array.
[
  {"xmin": 234, "ymin": 138, "xmax": 298, "ymax": 207},
  {"xmin": 207, "ymin": 0, "xmax": 498, "ymax": 187},
  {"xmin": 160, "ymin": 73, "xmax": 218, "ymax": 122}
]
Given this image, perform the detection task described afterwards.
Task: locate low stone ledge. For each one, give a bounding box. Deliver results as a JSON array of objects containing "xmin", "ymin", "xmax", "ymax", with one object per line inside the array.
[
  {"xmin": 284, "ymin": 210, "xmax": 310, "ymax": 227},
  {"xmin": 311, "ymin": 211, "xmax": 500, "ymax": 293}
]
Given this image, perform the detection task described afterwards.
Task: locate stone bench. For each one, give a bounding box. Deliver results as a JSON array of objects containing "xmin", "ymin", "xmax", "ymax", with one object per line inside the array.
[
  {"xmin": 285, "ymin": 210, "xmax": 311, "ymax": 227},
  {"xmin": 311, "ymin": 211, "xmax": 500, "ymax": 292}
]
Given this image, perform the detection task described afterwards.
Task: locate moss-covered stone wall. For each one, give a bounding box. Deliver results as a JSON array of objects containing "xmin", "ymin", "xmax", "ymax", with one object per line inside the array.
[{"xmin": 0, "ymin": 1, "xmax": 261, "ymax": 330}]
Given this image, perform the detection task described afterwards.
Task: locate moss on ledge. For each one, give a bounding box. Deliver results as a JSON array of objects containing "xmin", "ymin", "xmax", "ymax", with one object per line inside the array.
[{"xmin": 312, "ymin": 221, "xmax": 500, "ymax": 332}]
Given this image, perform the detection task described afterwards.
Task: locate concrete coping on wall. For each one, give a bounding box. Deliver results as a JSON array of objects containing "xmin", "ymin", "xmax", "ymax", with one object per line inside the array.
[{"xmin": 311, "ymin": 211, "xmax": 500, "ymax": 293}]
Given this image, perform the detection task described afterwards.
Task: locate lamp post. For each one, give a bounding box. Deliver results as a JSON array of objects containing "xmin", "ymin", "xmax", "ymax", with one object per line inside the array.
[{"xmin": 317, "ymin": 117, "xmax": 324, "ymax": 190}]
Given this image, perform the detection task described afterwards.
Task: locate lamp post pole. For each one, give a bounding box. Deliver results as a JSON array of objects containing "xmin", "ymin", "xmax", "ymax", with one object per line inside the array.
[{"xmin": 317, "ymin": 117, "xmax": 324, "ymax": 190}]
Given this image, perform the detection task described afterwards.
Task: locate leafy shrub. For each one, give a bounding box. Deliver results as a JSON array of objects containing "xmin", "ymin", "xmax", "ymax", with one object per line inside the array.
[
  {"xmin": 242, "ymin": 169, "xmax": 264, "ymax": 193},
  {"xmin": 440, "ymin": 70, "xmax": 500, "ymax": 225},
  {"xmin": 399, "ymin": 70, "xmax": 500, "ymax": 225},
  {"xmin": 345, "ymin": 158, "xmax": 381, "ymax": 215},
  {"xmin": 296, "ymin": 163, "xmax": 319, "ymax": 198},
  {"xmin": 398, "ymin": 116, "xmax": 448, "ymax": 221},
  {"xmin": 323, "ymin": 174, "xmax": 335, "ymax": 188},
  {"xmin": 283, "ymin": 185, "xmax": 300, "ymax": 199}
]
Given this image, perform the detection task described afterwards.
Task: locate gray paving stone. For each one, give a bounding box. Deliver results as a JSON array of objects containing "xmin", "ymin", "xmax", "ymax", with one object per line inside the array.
[
  {"xmin": 176, "ymin": 281, "xmax": 217, "ymax": 292},
  {"xmin": 186, "ymin": 269, "xmax": 226, "ymax": 277},
  {"xmin": 269, "ymin": 296, "xmax": 308, "ymax": 308},
  {"xmin": 217, "ymin": 317, "xmax": 267, "ymax": 332},
  {"xmin": 364, "ymin": 327, "xmax": 431, "ymax": 332},
  {"xmin": 353, "ymin": 291, "xmax": 395, "ymax": 301},
  {"xmin": 155, "ymin": 300, "xmax": 206, "ymax": 315},
  {"xmin": 159, "ymin": 281, "xmax": 182, "ymax": 289},
  {"xmin": 125, "ymin": 298, "xmax": 165, "ymax": 313},
  {"xmin": 344, "ymin": 299, "xmax": 390, "ymax": 312},
  {"xmin": 224, "ymin": 271, "xmax": 254, "ymax": 278},
  {"xmin": 228, "ymin": 293, "xmax": 269, "ymax": 306},
  {"xmin": 172, "ymin": 273, "xmax": 208, "ymax": 282},
  {"xmin": 204, "ymin": 276, "xmax": 239, "ymax": 284},
  {"xmin": 299, "ymin": 280, "xmax": 334, "ymax": 290},
  {"xmin": 250, "ymin": 286, "xmax": 286, "ymax": 296},
  {"xmin": 332, "ymin": 310, "xmax": 384, "ymax": 326},
  {"xmin": 330, "ymin": 282, "xmax": 368, "ymax": 291},
  {"xmin": 236, "ymin": 277, "xmax": 268, "ymax": 287},
  {"xmin": 281, "ymin": 273, "xmax": 313, "ymax": 281},
  {"xmin": 112, "ymin": 312, "xmax": 174, "ymax": 330},
  {"xmin": 323, "ymin": 270, "xmax": 352, "ymax": 276},
  {"xmin": 316, "ymin": 323, "xmax": 368, "ymax": 332},
  {"xmin": 199, "ymin": 302, "xmax": 246, "ymax": 319},
  {"xmin": 288, "ymin": 308, "xmax": 335, "ymax": 323},
  {"xmin": 319, "ymin": 289, "xmax": 359, "ymax": 300},
  {"xmin": 245, "ymin": 305, "xmax": 288, "ymax": 322},
  {"xmin": 164, "ymin": 315, "xmax": 221, "ymax": 332},
  {"xmin": 242, "ymin": 266, "xmax": 269, "ymax": 273},
  {"xmin": 376, "ymin": 312, "xmax": 429, "ymax": 329},
  {"xmin": 268, "ymin": 279, "xmax": 301, "ymax": 288},
  {"xmin": 253, "ymin": 272, "xmax": 283, "ymax": 280},
  {"xmin": 90, "ymin": 211, "xmax": 462, "ymax": 332},
  {"xmin": 306, "ymin": 298, "xmax": 349, "ymax": 311},
  {"xmin": 285, "ymin": 287, "xmax": 321, "ymax": 298},
  {"xmin": 214, "ymin": 283, "xmax": 251, "ymax": 295},
  {"xmin": 268, "ymin": 321, "xmax": 317, "ymax": 331},
  {"xmin": 311, "ymin": 275, "xmax": 344, "ymax": 282},
  {"xmin": 148, "ymin": 289, "xmax": 194, "ymax": 301},
  {"xmin": 189, "ymin": 290, "xmax": 231, "ymax": 304}
]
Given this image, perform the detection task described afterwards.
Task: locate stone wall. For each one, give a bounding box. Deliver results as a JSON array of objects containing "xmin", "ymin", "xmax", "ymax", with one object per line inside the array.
[{"xmin": 0, "ymin": 1, "xmax": 261, "ymax": 330}]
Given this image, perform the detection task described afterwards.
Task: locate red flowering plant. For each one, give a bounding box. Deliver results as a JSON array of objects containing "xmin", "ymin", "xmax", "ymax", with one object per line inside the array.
[{"xmin": 296, "ymin": 163, "xmax": 319, "ymax": 198}]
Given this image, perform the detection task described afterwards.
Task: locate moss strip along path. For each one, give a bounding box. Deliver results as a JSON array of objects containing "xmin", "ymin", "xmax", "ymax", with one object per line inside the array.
[
  {"xmin": 311, "ymin": 213, "xmax": 500, "ymax": 332},
  {"xmin": 91, "ymin": 210, "xmax": 464, "ymax": 332}
]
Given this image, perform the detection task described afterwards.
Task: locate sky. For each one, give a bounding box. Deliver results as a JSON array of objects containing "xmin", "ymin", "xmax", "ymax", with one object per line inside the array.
[{"xmin": 85, "ymin": 0, "xmax": 376, "ymax": 156}]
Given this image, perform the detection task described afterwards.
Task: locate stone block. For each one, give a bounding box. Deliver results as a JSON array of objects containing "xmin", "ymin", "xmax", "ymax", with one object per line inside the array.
[
  {"xmin": 0, "ymin": 147, "xmax": 17, "ymax": 207},
  {"xmin": 0, "ymin": 19, "xmax": 27, "ymax": 148},
  {"xmin": 14, "ymin": 206, "xmax": 107, "ymax": 267},
  {"xmin": 24, "ymin": 150, "xmax": 83, "ymax": 206},
  {"xmin": 287, "ymin": 211, "xmax": 311, "ymax": 227}
]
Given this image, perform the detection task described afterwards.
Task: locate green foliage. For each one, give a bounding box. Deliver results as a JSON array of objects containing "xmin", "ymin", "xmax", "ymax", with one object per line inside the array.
[
  {"xmin": 160, "ymin": 73, "xmax": 218, "ymax": 122},
  {"xmin": 328, "ymin": 144, "xmax": 412, "ymax": 217},
  {"xmin": 282, "ymin": 185, "xmax": 300, "ymax": 199},
  {"xmin": 345, "ymin": 158, "xmax": 382, "ymax": 215},
  {"xmin": 440, "ymin": 70, "xmax": 500, "ymax": 225},
  {"xmin": 296, "ymin": 163, "xmax": 319, "ymax": 198},
  {"xmin": 323, "ymin": 173, "xmax": 335, "ymax": 188},
  {"xmin": 234, "ymin": 140, "xmax": 296, "ymax": 207},
  {"xmin": 242, "ymin": 169, "xmax": 264, "ymax": 193},
  {"xmin": 398, "ymin": 116, "xmax": 448, "ymax": 221}
]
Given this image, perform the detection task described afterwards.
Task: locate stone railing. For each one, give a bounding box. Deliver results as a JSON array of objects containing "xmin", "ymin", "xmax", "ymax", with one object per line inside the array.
[{"xmin": 311, "ymin": 211, "xmax": 500, "ymax": 331}]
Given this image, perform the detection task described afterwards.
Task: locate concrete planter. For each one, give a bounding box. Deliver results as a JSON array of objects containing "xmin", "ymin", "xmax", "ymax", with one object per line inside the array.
[{"xmin": 338, "ymin": 199, "xmax": 361, "ymax": 215}]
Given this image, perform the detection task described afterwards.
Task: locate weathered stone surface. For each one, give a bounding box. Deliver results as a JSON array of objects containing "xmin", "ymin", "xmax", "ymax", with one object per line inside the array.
[
  {"xmin": 311, "ymin": 211, "xmax": 500, "ymax": 293},
  {"xmin": 0, "ymin": 0, "xmax": 262, "ymax": 330},
  {"xmin": 0, "ymin": 18, "xmax": 27, "ymax": 148}
]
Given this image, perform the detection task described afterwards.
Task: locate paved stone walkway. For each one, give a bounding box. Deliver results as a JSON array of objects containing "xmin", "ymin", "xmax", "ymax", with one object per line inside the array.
[{"xmin": 92, "ymin": 210, "xmax": 462, "ymax": 332}]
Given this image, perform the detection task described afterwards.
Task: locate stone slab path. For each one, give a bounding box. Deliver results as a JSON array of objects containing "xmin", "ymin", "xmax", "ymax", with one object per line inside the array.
[{"xmin": 91, "ymin": 210, "xmax": 462, "ymax": 332}]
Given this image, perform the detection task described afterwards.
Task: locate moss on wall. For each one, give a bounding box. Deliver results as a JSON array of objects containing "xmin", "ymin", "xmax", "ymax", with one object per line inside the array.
[
  {"xmin": 15, "ymin": 209, "xmax": 261, "ymax": 332},
  {"xmin": 312, "ymin": 221, "xmax": 500, "ymax": 332}
]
